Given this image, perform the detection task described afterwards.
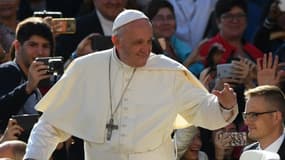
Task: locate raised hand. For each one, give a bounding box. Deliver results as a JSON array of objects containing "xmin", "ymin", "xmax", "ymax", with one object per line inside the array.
[
  {"xmin": 257, "ymin": 53, "xmax": 281, "ymax": 86},
  {"xmin": 212, "ymin": 83, "xmax": 237, "ymax": 109}
]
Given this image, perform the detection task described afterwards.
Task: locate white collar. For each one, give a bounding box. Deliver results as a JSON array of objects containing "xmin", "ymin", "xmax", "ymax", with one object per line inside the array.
[
  {"xmin": 111, "ymin": 48, "xmax": 134, "ymax": 70},
  {"xmin": 96, "ymin": 9, "xmax": 113, "ymax": 36},
  {"xmin": 258, "ymin": 131, "xmax": 285, "ymax": 153}
]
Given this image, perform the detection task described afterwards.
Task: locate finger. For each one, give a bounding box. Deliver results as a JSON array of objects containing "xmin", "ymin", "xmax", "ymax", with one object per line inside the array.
[
  {"xmin": 223, "ymin": 83, "xmax": 231, "ymax": 91},
  {"xmin": 268, "ymin": 52, "xmax": 273, "ymax": 68},
  {"xmin": 273, "ymin": 55, "xmax": 279, "ymax": 71},
  {"xmin": 257, "ymin": 58, "xmax": 262, "ymax": 71},
  {"xmin": 263, "ymin": 53, "xmax": 267, "ymax": 69}
]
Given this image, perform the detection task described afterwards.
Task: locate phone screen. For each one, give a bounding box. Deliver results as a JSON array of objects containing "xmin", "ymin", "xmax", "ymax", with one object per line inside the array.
[{"xmin": 52, "ymin": 18, "xmax": 76, "ymax": 34}]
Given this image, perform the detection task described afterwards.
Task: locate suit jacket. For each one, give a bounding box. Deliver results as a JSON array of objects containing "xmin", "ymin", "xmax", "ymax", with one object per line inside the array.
[
  {"xmin": 55, "ymin": 10, "xmax": 104, "ymax": 60},
  {"xmin": 243, "ymin": 138, "xmax": 285, "ymax": 160}
]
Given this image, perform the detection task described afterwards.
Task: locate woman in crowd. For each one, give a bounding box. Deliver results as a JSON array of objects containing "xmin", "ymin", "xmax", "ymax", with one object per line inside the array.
[
  {"xmin": 146, "ymin": 0, "xmax": 204, "ymax": 77},
  {"xmin": 175, "ymin": 126, "xmax": 208, "ymax": 160}
]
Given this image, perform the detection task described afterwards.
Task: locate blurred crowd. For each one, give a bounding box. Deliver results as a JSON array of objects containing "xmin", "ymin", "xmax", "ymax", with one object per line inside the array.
[{"xmin": 1, "ymin": 0, "xmax": 285, "ymax": 159}]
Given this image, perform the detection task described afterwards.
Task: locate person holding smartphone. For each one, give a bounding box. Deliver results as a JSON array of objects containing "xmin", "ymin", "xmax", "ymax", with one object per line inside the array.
[{"xmin": 0, "ymin": 17, "xmax": 54, "ymax": 134}]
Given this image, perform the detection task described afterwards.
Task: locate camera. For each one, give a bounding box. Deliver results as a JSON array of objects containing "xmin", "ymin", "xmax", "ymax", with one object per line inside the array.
[
  {"xmin": 223, "ymin": 132, "xmax": 247, "ymax": 146},
  {"xmin": 35, "ymin": 56, "xmax": 64, "ymax": 74},
  {"xmin": 35, "ymin": 57, "xmax": 64, "ymax": 87}
]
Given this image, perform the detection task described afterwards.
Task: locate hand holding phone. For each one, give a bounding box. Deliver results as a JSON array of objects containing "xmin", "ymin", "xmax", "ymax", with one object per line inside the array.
[
  {"xmin": 217, "ymin": 63, "xmax": 233, "ymax": 79},
  {"xmin": 223, "ymin": 132, "xmax": 247, "ymax": 146},
  {"xmin": 11, "ymin": 114, "xmax": 40, "ymax": 142}
]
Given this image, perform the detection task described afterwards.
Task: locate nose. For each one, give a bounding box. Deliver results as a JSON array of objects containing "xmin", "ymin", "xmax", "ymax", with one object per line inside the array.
[
  {"xmin": 37, "ymin": 46, "xmax": 47, "ymax": 56},
  {"xmin": 140, "ymin": 43, "xmax": 151, "ymax": 54}
]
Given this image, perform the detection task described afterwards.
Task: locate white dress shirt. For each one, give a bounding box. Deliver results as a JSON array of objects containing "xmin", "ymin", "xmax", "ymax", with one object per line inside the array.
[{"xmin": 258, "ymin": 132, "xmax": 285, "ymax": 153}]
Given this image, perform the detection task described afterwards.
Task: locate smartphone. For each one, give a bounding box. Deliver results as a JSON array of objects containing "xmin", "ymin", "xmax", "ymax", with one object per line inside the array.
[
  {"xmin": 216, "ymin": 63, "xmax": 233, "ymax": 79},
  {"xmin": 11, "ymin": 114, "xmax": 40, "ymax": 142},
  {"xmin": 91, "ymin": 36, "xmax": 113, "ymax": 51},
  {"xmin": 52, "ymin": 18, "xmax": 76, "ymax": 34},
  {"xmin": 223, "ymin": 132, "xmax": 247, "ymax": 146},
  {"xmin": 279, "ymin": 0, "xmax": 285, "ymax": 12}
]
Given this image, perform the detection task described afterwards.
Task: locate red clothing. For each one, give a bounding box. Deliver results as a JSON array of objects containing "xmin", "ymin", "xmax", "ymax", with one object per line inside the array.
[{"xmin": 199, "ymin": 34, "xmax": 264, "ymax": 65}]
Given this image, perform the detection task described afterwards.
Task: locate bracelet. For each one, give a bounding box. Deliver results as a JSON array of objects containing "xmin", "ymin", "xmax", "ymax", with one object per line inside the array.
[{"xmin": 219, "ymin": 103, "xmax": 234, "ymax": 112}]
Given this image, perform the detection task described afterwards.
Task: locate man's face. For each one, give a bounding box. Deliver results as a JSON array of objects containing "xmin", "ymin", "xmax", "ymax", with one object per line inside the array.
[
  {"xmin": 93, "ymin": 0, "xmax": 126, "ymax": 21},
  {"xmin": 244, "ymin": 96, "xmax": 278, "ymax": 142},
  {"xmin": 113, "ymin": 19, "xmax": 153, "ymax": 67},
  {"xmin": 16, "ymin": 35, "xmax": 51, "ymax": 69}
]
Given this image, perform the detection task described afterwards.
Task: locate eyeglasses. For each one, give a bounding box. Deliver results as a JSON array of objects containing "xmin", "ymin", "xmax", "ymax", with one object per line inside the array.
[
  {"xmin": 221, "ymin": 13, "xmax": 246, "ymax": 21},
  {"xmin": 242, "ymin": 110, "xmax": 277, "ymax": 121}
]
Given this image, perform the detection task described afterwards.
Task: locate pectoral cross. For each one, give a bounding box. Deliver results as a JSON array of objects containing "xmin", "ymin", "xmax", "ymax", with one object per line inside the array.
[{"xmin": 106, "ymin": 117, "xmax": 118, "ymax": 141}]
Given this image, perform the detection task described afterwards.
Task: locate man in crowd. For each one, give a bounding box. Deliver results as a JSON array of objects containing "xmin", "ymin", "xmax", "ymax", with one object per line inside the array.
[
  {"xmin": 24, "ymin": 9, "xmax": 238, "ymax": 160},
  {"xmin": 243, "ymin": 85, "xmax": 285, "ymax": 159},
  {"xmin": 0, "ymin": 17, "xmax": 54, "ymax": 133}
]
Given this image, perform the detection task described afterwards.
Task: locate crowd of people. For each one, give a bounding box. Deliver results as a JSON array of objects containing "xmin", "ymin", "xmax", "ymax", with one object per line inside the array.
[{"xmin": 0, "ymin": 0, "xmax": 285, "ymax": 159}]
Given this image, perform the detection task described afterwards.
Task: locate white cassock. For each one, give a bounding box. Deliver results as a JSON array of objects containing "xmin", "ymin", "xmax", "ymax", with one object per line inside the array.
[{"xmin": 24, "ymin": 48, "xmax": 238, "ymax": 160}]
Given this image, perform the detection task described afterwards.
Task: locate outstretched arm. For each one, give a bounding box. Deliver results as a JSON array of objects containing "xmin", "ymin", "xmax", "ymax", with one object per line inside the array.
[{"xmin": 24, "ymin": 118, "xmax": 71, "ymax": 160}]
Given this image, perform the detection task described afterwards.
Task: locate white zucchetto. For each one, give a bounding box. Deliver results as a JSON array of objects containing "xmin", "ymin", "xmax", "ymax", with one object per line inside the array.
[{"xmin": 112, "ymin": 9, "xmax": 149, "ymax": 32}]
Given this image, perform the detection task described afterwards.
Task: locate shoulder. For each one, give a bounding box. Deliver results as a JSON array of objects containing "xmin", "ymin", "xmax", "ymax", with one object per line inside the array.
[
  {"xmin": 71, "ymin": 49, "xmax": 111, "ymax": 67},
  {"xmin": 0, "ymin": 61, "xmax": 20, "ymax": 74},
  {"xmin": 145, "ymin": 53, "xmax": 185, "ymax": 70}
]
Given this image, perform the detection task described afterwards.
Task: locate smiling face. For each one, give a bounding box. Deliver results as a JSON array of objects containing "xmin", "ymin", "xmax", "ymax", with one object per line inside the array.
[
  {"xmin": 244, "ymin": 96, "xmax": 278, "ymax": 142},
  {"xmin": 217, "ymin": 6, "xmax": 247, "ymax": 40},
  {"xmin": 183, "ymin": 131, "xmax": 202, "ymax": 160},
  {"xmin": 151, "ymin": 7, "xmax": 176, "ymax": 39},
  {"xmin": 15, "ymin": 35, "xmax": 51, "ymax": 70},
  {"xmin": 112, "ymin": 19, "xmax": 153, "ymax": 67}
]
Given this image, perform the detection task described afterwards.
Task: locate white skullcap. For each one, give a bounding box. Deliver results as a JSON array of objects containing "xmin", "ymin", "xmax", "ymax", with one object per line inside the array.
[
  {"xmin": 112, "ymin": 9, "xmax": 149, "ymax": 32},
  {"xmin": 240, "ymin": 150, "xmax": 280, "ymax": 160}
]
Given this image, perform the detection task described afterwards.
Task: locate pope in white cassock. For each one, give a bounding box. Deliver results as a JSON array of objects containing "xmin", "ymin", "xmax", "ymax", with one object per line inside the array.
[{"xmin": 24, "ymin": 9, "xmax": 238, "ymax": 160}]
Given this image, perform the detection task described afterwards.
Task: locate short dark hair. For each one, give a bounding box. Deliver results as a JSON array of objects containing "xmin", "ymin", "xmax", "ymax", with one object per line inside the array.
[
  {"xmin": 245, "ymin": 85, "xmax": 285, "ymax": 121},
  {"xmin": 215, "ymin": 0, "xmax": 247, "ymax": 19},
  {"xmin": 15, "ymin": 17, "xmax": 54, "ymax": 55},
  {"xmin": 145, "ymin": 0, "xmax": 175, "ymax": 20}
]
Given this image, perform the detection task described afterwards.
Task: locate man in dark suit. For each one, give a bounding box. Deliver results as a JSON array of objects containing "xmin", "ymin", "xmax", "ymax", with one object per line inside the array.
[
  {"xmin": 55, "ymin": 0, "xmax": 127, "ymax": 61},
  {"xmin": 242, "ymin": 85, "xmax": 285, "ymax": 159}
]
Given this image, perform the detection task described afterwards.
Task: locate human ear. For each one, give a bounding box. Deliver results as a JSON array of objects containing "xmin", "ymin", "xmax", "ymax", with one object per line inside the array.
[{"xmin": 112, "ymin": 36, "xmax": 120, "ymax": 49}]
